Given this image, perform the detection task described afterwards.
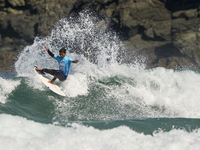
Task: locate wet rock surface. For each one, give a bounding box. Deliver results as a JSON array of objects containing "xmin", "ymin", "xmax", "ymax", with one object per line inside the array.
[{"xmin": 0, "ymin": 0, "xmax": 200, "ymax": 72}]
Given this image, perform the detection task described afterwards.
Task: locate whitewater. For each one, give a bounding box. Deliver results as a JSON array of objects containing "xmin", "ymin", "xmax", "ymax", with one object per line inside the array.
[{"xmin": 0, "ymin": 10, "xmax": 200, "ymax": 149}]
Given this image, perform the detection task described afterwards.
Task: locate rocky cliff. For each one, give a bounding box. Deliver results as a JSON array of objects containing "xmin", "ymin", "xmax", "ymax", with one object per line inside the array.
[{"xmin": 0, "ymin": 0, "xmax": 200, "ymax": 72}]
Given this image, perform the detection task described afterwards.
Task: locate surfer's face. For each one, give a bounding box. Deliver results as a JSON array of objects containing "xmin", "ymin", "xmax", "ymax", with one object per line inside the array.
[{"xmin": 59, "ymin": 52, "xmax": 66, "ymax": 59}]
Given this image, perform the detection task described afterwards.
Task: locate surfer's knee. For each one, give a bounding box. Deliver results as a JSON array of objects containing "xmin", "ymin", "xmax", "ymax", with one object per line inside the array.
[{"xmin": 59, "ymin": 75, "xmax": 67, "ymax": 81}]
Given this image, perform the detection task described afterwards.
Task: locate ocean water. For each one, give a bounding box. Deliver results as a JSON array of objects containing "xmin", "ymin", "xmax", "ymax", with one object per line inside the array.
[{"xmin": 1, "ymin": 10, "xmax": 200, "ymax": 149}]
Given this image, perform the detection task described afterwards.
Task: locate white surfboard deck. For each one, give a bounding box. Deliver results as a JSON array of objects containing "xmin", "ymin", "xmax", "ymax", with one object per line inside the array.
[{"xmin": 34, "ymin": 67, "xmax": 66, "ymax": 96}]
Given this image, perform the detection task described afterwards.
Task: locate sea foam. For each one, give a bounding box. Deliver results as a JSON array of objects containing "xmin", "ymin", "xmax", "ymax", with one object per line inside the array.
[
  {"xmin": 0, "ymin": 77, "xmax": 20, "ymax": 103},
  {"xmin": 0, "ymin": 114, "xmax": 200, "ymax": 150}
]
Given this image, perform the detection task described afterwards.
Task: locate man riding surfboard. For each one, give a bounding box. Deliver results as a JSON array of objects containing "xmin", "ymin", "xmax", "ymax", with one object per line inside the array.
[{"xmin": 36, "ymin": 46, "xmax": 79, "ymax": 84}]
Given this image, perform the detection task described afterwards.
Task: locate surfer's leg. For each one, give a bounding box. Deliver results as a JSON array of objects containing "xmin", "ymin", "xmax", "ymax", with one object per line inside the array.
[
  {"xmin": 35, "ymin": 67, "xmax": 45, "ymax": 75},
  {"xmin": 56, "ymin": 72, "xmax": 67, "ymax": 81},
  {"xmin": 42, "ymin": 69, "xmax": 59, "ymax": 83},
  {"xmin": 42, "ymin": 68, "xmax": 58, "ymax": 76},
  {"xmin": 35, "ymin": 67, "xmax": 42, "ymax": 71},
  {"xmin": 42, "ymin": 69, "xmax": 66, "ymax": 82},
  {"xmin": 49, "ymin": 77, "xmax": 57, "ymax": 84}
]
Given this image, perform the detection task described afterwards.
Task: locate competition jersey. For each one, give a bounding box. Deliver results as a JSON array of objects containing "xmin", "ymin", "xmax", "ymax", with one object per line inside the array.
[{"xmin": 53, "ymin": 55, "xmax": 74, "ymax": 76}]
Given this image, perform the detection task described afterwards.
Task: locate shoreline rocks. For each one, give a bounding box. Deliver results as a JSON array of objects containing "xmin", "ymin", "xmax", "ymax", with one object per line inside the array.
[{"xmin": 1, "ymin": 0, "xmax": 200, "ymax": 72}]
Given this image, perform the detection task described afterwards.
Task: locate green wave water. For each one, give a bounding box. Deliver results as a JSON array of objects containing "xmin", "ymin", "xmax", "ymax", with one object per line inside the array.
[{"xmin": 1, "ymin": 68, "xmax": 200, "ymax": 136}]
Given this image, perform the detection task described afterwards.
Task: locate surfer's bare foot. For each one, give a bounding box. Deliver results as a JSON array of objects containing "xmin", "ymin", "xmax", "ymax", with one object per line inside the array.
[
  {"xmin": 48, "ymin": 80, "xmax": 55, "ymax": 84},
  {"xmin": 36, "ymin": 67, "xmax": 42, "ymax": 71}
]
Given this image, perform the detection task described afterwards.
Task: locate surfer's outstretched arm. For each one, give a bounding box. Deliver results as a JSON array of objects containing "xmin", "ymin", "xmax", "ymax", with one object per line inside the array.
[{"xmin": 44, "ymin": 46, "xmax": 54, "ymax": 57}]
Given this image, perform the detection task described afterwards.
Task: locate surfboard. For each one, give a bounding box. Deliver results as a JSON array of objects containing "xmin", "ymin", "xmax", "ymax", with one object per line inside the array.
[{"xmin": 34, "ymin": 67, "xmax": 66, "ymax": 96}]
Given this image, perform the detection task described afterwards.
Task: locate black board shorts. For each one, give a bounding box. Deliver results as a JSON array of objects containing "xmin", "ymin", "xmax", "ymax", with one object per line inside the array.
[{"xmin": 42, "ymin": 68, "xmax": 67, "ymax": 81}]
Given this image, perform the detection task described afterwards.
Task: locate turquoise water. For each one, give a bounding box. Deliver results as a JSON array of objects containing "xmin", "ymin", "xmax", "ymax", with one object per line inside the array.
[{"xmin": 1, "ymin": 10, "xmax": 200, "ymax": 149}]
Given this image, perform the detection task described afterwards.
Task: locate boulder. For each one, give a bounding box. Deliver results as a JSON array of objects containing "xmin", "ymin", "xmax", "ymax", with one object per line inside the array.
[
  {"xmin": 7, "ymin": 0, "xmax": 25, "ymax": 7},
  {"xmin": 0, "ymin": 0, "xmax": 200, "ymax": 72},
  {"xmin": 0, "ymin": 0, "xmax": 5, "ymax": 8}
]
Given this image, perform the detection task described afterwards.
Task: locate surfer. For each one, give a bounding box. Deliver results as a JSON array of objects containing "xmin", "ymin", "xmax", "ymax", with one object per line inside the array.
[{"xmin": 36, "ymin": 46, "xmax": 79, "ymax": 84}]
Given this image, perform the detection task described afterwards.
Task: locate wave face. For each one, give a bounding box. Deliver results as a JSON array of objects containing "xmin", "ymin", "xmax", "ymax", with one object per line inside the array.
[
  {"xmin": 7, "ymin": 10, "xmax": 200, "ymax": 122},
  {"xmin": 1, "ymin": 10, "xmax": 200, "ymax": 150},
  {"xmin": 1, "ymin": 68, "xmax": 200, "ymax": 123}
]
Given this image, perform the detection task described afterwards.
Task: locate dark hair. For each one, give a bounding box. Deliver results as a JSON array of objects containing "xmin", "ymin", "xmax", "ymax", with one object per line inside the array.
[{"xmin": 59, "ymin": 48, "xmax": 66, "ymax": 53}]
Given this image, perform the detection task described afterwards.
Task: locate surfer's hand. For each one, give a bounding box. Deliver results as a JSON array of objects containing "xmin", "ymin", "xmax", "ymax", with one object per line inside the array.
[
  {"xmin": 44, "ymin": 46, "xmax": 49, "ymax": 51},
  {"xmin": 73, "ymin": 60, "xmax": 79, "ymax": 63}
]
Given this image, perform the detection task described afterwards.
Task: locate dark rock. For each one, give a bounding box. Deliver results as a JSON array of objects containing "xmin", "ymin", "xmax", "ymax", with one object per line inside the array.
[
  {"xmin": 7, "ymin": 0, "xmax": 25, "ymax": 7},
  {"xmin": 1, "ymin": 0, "xmax": 200, "ymax": 72},
  {"xmin": 0, "ymin": 0, "xmax": 6, "ymax": 8}
]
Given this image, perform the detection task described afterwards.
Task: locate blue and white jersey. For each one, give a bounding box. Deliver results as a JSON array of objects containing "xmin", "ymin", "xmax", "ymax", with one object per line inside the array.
[{"xmin": 53, "ymin": 55, "xmax": 74, "ymax": 76}]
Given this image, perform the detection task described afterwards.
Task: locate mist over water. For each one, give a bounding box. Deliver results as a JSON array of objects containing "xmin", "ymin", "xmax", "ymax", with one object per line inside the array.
[{"xmin": 15, "ymin": 10, "xmax": 130, "ymax": 75}]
